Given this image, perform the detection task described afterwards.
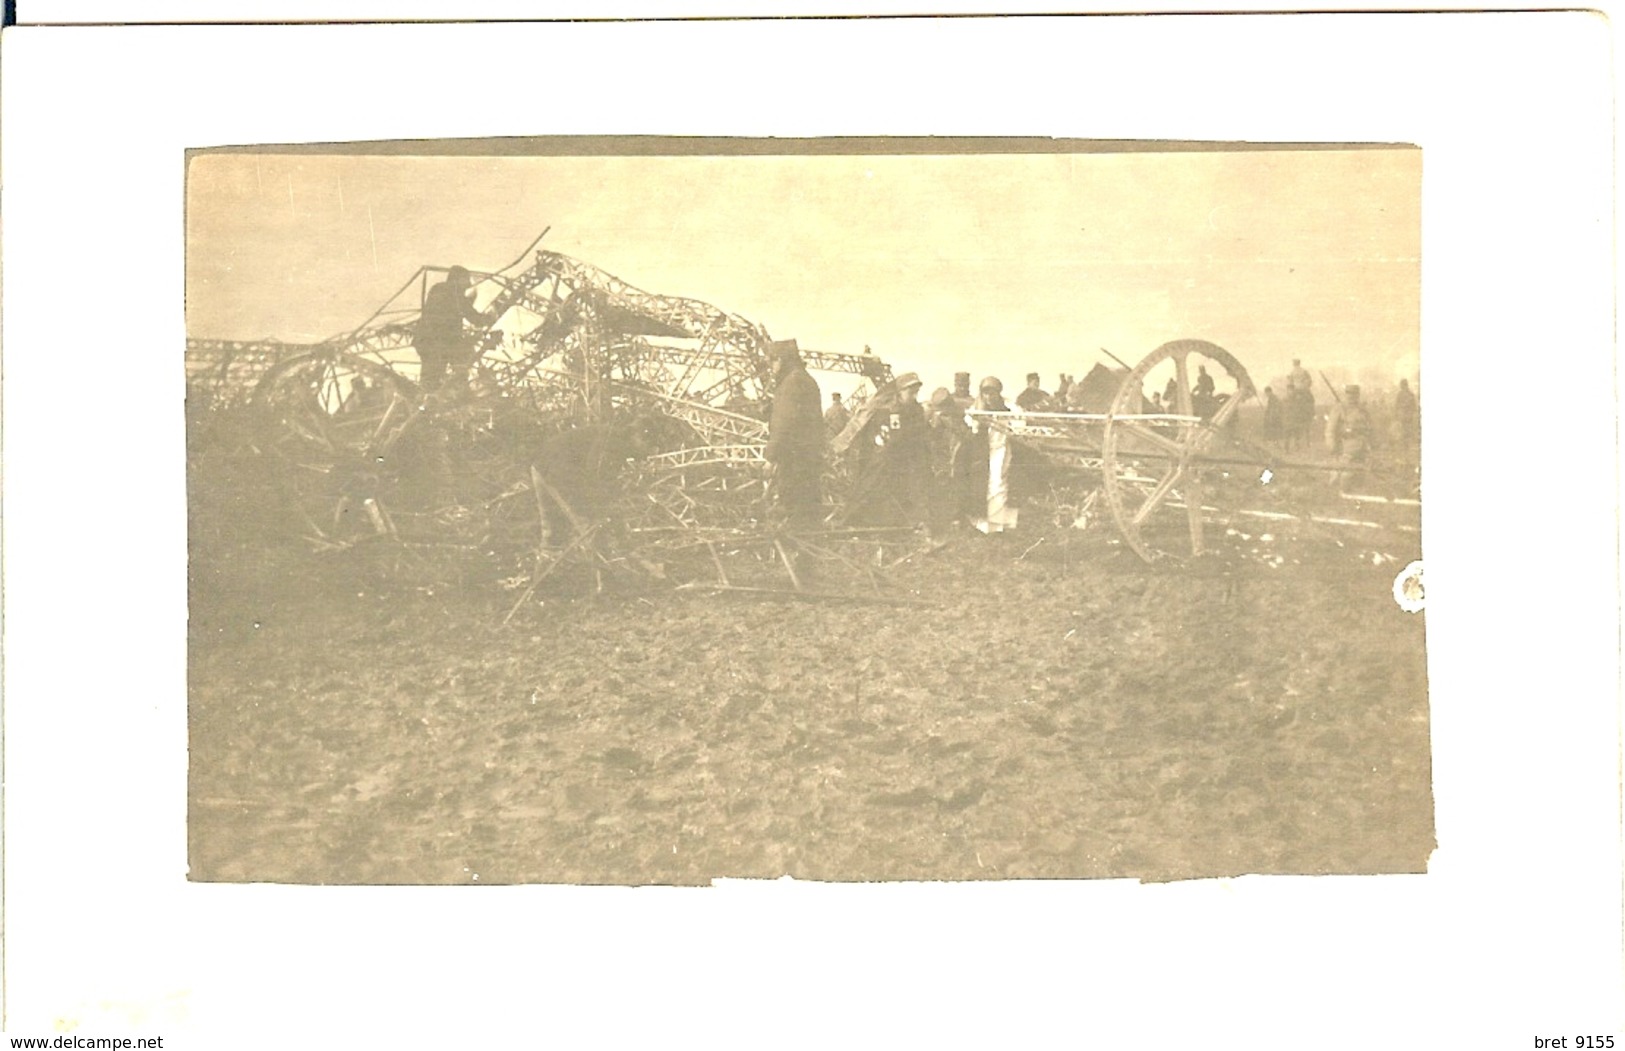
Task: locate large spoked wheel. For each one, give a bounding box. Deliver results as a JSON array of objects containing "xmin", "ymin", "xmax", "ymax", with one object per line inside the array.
[
  {"xmin": 1101, "ymin": 339, "xmax": 1257, "ymax": 563},
  {"xmin": 251, "ymin": 348, "xmax": 426, "ymax": 550}
]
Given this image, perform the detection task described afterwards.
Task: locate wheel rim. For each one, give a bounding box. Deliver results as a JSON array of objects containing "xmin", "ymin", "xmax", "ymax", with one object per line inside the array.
[
  {"xmin": 252, "ymin": 349, "xmax": 426, "ymax": 548},
  {"xmin": 1101, "ymin": 340, "xmax": 1257, "ymax": 563}
]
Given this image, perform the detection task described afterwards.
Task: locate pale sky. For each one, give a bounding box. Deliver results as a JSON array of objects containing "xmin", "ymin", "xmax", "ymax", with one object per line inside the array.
[{"xmin": 186, "ymin": 146, "xmax": 1419, "ymax": 393}]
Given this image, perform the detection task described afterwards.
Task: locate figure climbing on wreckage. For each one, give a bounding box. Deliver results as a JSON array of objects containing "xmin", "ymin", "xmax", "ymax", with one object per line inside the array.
[
  {"xmin": 764, "ymin": 339, "xmax": 825, "ymax": 529},
  {"xmin": 414, "ymin": 265, "xmax": 497, "ymax": 393}
]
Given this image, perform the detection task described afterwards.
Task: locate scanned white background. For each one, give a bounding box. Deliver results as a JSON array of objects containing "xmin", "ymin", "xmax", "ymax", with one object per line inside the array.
[{"xmin": 2, "ymin": 12, "xmax": 1618, "ymax": 1047}]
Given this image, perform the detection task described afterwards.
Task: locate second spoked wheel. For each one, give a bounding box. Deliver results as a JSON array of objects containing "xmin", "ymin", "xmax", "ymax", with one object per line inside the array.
[
  {"xmin": 251, "ymin": 349, "xmax": 549, "ymax": 578},
  {"xmin": 1100, "ymin": 339, "xmax": 1259, "ymax": 563}
]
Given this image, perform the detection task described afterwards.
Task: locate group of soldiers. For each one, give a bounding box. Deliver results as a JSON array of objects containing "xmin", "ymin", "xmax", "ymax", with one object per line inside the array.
[
  {"xmin": 766, "ymin": 347, "xmax": 1033, "ymax": 537},
  {"xmin": 1257, "ymin": 358, "xmax": 1420, "ymax": 483},
  {"xmin": 768, "ymin": 343, "xmax": 1423, "ymax": 531},
  {"xmin": 407, "ymin": 267, "xmax": 1418, "ymax": 530}
]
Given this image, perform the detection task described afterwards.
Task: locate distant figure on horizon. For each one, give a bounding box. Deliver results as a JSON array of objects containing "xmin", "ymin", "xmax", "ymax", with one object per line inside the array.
[
  {"xmin": 1393, "ymin": 379, "xmax": 1417, "ymax": 445},
  {"xmin": 1287, "ymin": 358, "xmax": 1313, "ymax": 395},
  {"xmin": 1262, "ymin": 386, "xmax": 1283, "ymax": 444},
  {"xmin": 1193, "ymin": 364, "xmax": 1218, "ymax": 419},
  {"xmin": 824, "ymin": 391, "xmax": 851, "ymax": 437},
  {"xmin": 414, "ymin": 265, "xmax": 497, "ymax": 392},
  {"xmin": 1015, "ymin": 372, "xmax": 1051, "ymax": 413},
  {"xmin": 1283, "ymin": 358, "xmax": 1316, "ymax": 451}
]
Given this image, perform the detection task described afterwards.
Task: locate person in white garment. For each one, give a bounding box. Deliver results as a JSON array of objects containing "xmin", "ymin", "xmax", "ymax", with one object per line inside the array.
[{"xmin": 967, "ymin": 376, "xmax": 1019, "ymax": 534}]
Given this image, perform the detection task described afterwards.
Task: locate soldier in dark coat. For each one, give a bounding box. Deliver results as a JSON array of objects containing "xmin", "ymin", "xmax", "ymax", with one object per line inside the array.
[
  {"xmin": 1262, "ymin": 386, "xmax": 1283, "ymax": 444},
  {"xmin": 764, "ymin": 340, "xmax": 824, "ymax": 528},
  {"xmin": 880, "ymin": 373, "xmax": 931, "ymax": 530},
  {"xmin": 1015, "ymin": 372, "xmax": 1052, "ymax": 412},
  {"xmin": 1393, "ymin": 379, "xmax": 1418, "ymax": 444},
  {"xmin": 414, "ymin": 265, "xmax": 496, "ymax": 392}
]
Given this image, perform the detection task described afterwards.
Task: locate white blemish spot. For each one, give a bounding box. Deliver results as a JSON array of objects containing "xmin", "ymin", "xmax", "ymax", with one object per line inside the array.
[{"xmin": 1393, "ymin": 560, "xmax": 1425, "ymax": 613}]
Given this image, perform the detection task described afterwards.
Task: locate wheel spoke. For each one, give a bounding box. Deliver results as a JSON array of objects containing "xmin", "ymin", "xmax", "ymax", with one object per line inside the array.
[
  {"xmin": 1173, "ymin": 352, "xmax": 1193, "ymax": 417},
  {"xmin": 1208, "ymin": 390, "xmax": 1244, "ymax": 430},
  {"xmin": 280, "ymin": 414, "xmax": 333, "ymax": 452},
  {"xmin": 1100, "ymin": 339, "xmax": 1260, "ymax": 563},
  {"xmin": 1116, "ymin": 419, "xmax": 1186, "ymax": 458},
  {"xmin": 1131, "ymin": 463, "xmax": 1187, "ymax": 526},
  {"xmin": 1184, "ymin": 475, "xmax": 1206, "ymax": 555}
]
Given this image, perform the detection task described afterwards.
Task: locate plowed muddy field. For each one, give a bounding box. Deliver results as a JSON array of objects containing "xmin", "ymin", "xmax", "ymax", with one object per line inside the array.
[{"xmin": 188, "ymin": 495, "xmax": 1433, "ymax": 885}]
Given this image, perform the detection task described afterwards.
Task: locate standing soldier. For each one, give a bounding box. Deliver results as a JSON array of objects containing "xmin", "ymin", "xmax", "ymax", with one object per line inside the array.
[
  {"xmin": 824, "ymin": 391, "xmax": 851, "ymax": 438},
  {"xmin": 1262, "ymin": 386, "xmax": 1283, "ymax": 445},
  {"xmin": 951, "ymin": 372, "xmax": 975, "ymax": 414},
  {"xmin": 1390, "ymin": 377, "xmax": 1419, "ymax": 477},
  {"xmin": 882, "ymin": 373, "xmax": 931, "ymax": 531},
  {"xmin": 1287, "ymin": 358, "xmax": 1313, "ymax": 394},
  {"xmin": 764, "ymin": 340, "xmax": 824, "ymax": 528},
  {"xmin": 1016, "ymin": 372, "xmax": 1052, "ymax": 412},
  {"xmin": 1284, "ymin": 358, "xmax": 1316, "ymax": 451},
  {"xmin": 414, "ymin": 265, "xmax": 497, "ymax": 393},
  {"xmin": 926, "ymin": 386, "xmax": 968, "ymax": 530},
  {"xmin": 1393, "ymin": 379, "xmax": 1418, "ymax": 445},
  {"xmin": 1191, "ymin": 364, "xmax": 1218, "ymax": 420},
  {"xmin": 1054, "ymin": 373, "xmax": 1073, "ymax": 406},
  {"xmin": 849, "ymin": 372, "xmax": 930, "ymax": 531},
  {"xmin": 1326, "ymin": 384, "xmax": 1374, "ymax": 489}
]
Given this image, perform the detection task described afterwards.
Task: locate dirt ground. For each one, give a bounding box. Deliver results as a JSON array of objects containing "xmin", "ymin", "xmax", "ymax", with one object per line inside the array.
[{"xmin": 187, "ymin": 489, "xmax": 1433, "ymax": 885}]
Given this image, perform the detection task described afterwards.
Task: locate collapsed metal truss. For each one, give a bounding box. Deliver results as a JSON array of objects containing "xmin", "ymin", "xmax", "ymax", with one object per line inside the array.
[
  {"xmin": 187, "ymin": 240, "xmax": 1417, "ymax": 587},
  {"xmin": 187, "ymin": 241, "xmax": 920, "ymax": 596}
]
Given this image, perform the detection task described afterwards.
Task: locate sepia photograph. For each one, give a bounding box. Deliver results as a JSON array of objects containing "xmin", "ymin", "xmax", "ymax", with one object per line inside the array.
[
  {"xmin": 185, "ymin": 141, "xmax": 1431, "ymax": 885},
  {"xmin": 4, "ymin": 11, "xmax": 1616, "ymax": 1046}
]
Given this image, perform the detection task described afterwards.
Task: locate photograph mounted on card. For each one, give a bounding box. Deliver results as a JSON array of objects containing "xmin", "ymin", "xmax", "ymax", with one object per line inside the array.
[{"xmin": 185, "ymin": 136, "xmax": 1430, "ymax": 885}]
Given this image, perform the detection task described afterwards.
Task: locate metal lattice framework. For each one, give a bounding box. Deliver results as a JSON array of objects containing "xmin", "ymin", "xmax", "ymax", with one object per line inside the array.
[
  {"xmin": 189, "ymin": 239, "xmax": 1417, "ymax": 586},
  {"xmin": 186, "ymin": 239, "xmax": 917, "ymax": 597}
]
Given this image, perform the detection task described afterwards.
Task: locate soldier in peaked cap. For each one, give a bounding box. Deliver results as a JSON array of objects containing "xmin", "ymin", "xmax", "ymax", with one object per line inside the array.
[
  {"xmin": 1326, "ymin": 384, "xmax": 1374, "ymax": 489},
  {"xmin": 824, "ymin": 391, "xmax": 851, "ymax": 437},
  {"xmin": 1015, "ymin": 371, "xmax": 1052, "ymax": 413},
  {"xmin": 844, "ymin": 371, "xmax": 932, "ymax": 533},
  {"xmin": 765, "ymin": 339, "xmax": 824, "ymax": 528}
]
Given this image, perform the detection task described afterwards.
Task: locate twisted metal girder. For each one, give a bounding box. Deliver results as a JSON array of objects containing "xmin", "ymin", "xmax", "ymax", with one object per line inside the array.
[{"xmin": 192, "ymin": 242, "xmax": 908, "ymax": 591}]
